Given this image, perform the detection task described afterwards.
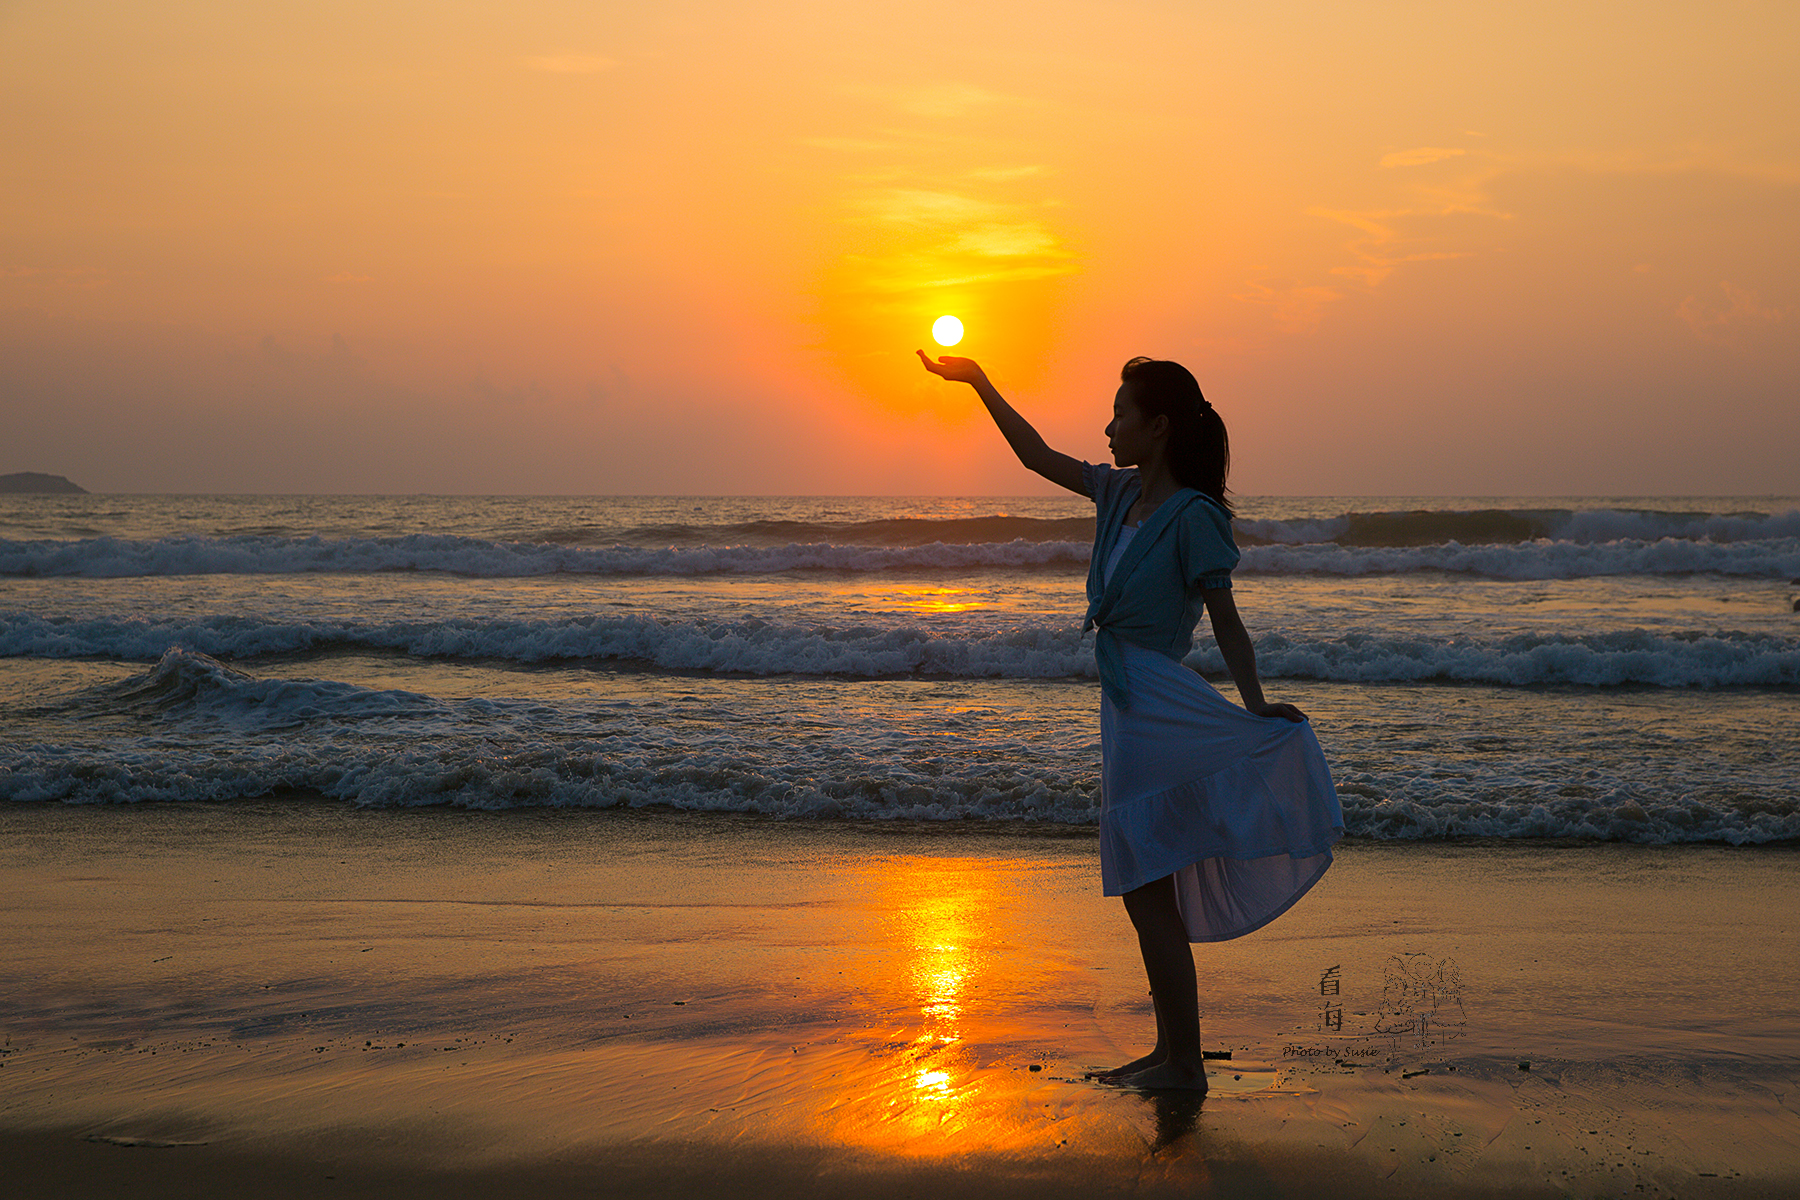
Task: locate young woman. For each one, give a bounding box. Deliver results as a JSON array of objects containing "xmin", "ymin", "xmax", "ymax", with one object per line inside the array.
[{"xmin": 919, "ymin": 350, "xmax": 1343, "ymax": 1091}]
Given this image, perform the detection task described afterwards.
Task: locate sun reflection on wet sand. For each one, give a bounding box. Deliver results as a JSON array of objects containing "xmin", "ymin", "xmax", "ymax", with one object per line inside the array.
[
  {"xmin": 817, "ymin": 855, "xmax": 1306, "ymax": 1157},
  {"xmin": 906, "ymin": 892, "xmax": 976, "ymax": 1034},
  {"xmin": 812, "ymin": 855, "xmax": 1040, "ymax": 1153},
  {"xmin": 889, "ymin": 861, "xmax": 982, "ymax": 1138}
]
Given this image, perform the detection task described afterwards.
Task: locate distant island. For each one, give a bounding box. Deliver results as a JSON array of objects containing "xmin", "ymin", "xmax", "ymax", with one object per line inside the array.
[{"xmin": 0, "ymin": 472, "xmax": 87, "ymax": 494}]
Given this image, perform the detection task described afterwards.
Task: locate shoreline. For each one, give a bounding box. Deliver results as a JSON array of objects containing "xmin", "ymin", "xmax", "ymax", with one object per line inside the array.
[
  {"xmin": 5, "ymin": 800, "xmax": 1799, "ymax": 1198},
  {"xmin": 9, "ymin": 795, "xmax": 1800, "ymax": 849}
]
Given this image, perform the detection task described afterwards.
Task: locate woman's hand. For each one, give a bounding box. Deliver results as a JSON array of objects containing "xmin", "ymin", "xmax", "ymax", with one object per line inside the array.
[
  {"xmin": 1247, "ymin": 700, "xmax": 1308, "ymax": 723},
  {"xmin": 916, "ymin": 349, "xmax": 990, "ymax": 388}
]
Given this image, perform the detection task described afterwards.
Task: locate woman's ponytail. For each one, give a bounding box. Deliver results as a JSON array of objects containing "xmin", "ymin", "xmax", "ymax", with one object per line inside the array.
[{"xmin": 1119, "ymin": 357, "xmax": 1232, "ymax": 515}]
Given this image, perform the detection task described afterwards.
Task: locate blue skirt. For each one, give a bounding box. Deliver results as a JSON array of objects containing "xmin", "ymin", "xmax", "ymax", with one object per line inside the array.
[{"xmin": 1100, "ymin": 642, "xmax": 1344, "ymax": 941}]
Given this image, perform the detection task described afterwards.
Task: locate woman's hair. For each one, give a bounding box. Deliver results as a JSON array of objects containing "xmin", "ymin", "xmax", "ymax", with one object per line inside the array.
[{"xmin": 1119, "ymin": 356, "xmax": 1232, "ymax": 515}]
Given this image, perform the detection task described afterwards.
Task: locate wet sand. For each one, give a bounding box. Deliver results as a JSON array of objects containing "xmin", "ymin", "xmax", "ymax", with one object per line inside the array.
[{"xmin": 3, "ymin": 800, "xmax": 1798, "ymax": 1198}]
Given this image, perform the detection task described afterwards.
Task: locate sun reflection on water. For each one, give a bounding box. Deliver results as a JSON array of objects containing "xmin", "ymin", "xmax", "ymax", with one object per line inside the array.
[{"xmin": 857, "ymin": 585, "xmax": 987, "ymax": 614}]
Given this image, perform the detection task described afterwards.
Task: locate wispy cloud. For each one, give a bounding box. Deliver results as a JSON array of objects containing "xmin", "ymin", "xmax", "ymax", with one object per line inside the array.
[
  {"xmin": 522, "ymin": 54, "xmax": 618, "ymax": 74},
  {"xmin": 1381, "ymin": 147, "xmax": 1467, "ymax": 168},
  {"xmin": 967, "ymin": 165, "xmax": 1045, "ymax": 182},
  {"xmin": 1308, "ymin": 204, "xmax": 1497, "ymax": 287},
  {"xmin": 948, "ymin": 223, "xmax": 1062, "ymax": 258},
  {"xmin": 892, "ymin": 83, "xmax": 1016, "ymax": 118},
  {"xmin": 834, "ymin": 187, "xmax": 1077, "ymax": 295},
  {"xmin": 862, "ymin": 189, "xmax": 1004, "ymax": 225},
  {"xmin": 800, "ymin": 137, "xmax": 896, "ymax": 153},
  {"xmin": 1677, "ymin": 282, "xmax": 1790, "ymax": 346},
  {"xmin": 1233, "ymin": 281, "xmax": 1344, "ymax": 334},
  {"xmin": 838, "ymin": 81, "xmax": 1023, "ymax": 119}
]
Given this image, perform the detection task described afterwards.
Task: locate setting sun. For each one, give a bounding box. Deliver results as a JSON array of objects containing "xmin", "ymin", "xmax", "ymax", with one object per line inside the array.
[{"xmin": 931, "ymin": 315, "xmax": 965, "ymax": 347}]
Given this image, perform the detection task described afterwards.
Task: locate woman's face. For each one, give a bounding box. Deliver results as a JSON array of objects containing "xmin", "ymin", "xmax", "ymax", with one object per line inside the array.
[{"xmin": 1106, "ymin": 384, "xmax": 1165, "ymax": 467}]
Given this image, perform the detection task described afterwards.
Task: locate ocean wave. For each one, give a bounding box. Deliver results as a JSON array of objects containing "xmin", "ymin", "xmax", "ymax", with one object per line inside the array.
[
  {"xmin": 1230, "ymin": 629, "xmax": 1800, "ymax": 687},
  {"xmin": 4, "ymin": 612, "xmax": 1795, "ymax": 687},
  {"xmin": 604, "ymin": 505, "xmax": 1800, "ymax": 549},
  {"xmin": 0, "ymin": 612, "xmax": 1101, "ymax": 679},
  {"xmin": 4, "ymin": 528, "xmax": 1799, "ymax": 580},
  {"xmin": 1335, "ymin": 786, "xmax": 1798, "ymax": 845},
  {"xmin": 4, "ymin": 652, "xmax": 1793, "ymax": 843},
  {"xmin": 1237, "ymin": 538, "xmax": 1800, "ymax": 579},
  {"xmin": 703, "ymin": 514, "xmax": 1097, "ymax": 547},
  {"xmin": 1236, "ymin": 506, "xmax": 1800, "ymax": 547},
  {"xmin": 84, "ymin": 646, "xmax": 448, "ymax": 726},
  {"xmin": 5, "ymin": 649, "xmax": 1096, "ymax": 818},
  {"xmin": 498, "ymin": 506, "xmax": 1800, "ymax": 549},
  {"xmin": 0, "ymin": 534, "xmax": 1092, "ymax": 578}
]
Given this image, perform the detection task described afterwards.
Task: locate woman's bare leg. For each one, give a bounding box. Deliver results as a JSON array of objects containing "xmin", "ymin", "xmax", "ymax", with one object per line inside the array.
[{"xmin": 1110, "ymin": 875, "xmax": 1207, "ymax": 1090}]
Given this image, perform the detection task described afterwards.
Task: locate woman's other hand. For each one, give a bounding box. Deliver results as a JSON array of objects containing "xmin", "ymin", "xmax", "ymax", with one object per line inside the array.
[
  {"xmin": 1247, "ymin": 700, "xmax": 1308, "ymax": 722},
  {"xmin": 916, "ymin": 350, "xmax": 990, "ymax": 388}
]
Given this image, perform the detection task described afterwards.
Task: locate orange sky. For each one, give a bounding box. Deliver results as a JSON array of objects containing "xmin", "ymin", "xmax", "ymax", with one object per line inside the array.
[{"xmin": 4, "ymin": 0, "xmax": 1796, "ymax": 495}]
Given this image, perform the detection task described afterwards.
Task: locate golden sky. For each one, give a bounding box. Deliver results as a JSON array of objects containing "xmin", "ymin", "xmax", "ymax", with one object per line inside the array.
[{"xmin": 4, "ymin": 0, "xmax": 1796, "ymax": 494}]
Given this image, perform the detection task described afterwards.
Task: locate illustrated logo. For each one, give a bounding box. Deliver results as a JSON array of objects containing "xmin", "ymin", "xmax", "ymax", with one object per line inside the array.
[{"xmin": 1283, "ymin": 953, "xmax": 1466, "ymax": 1058}]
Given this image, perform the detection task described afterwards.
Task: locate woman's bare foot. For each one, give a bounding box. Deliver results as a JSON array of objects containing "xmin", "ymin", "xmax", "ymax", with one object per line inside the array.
[
  {"xmin": 1114, "ymin": 1059, "xmax": 1209, "ymax": 1092},
  {"xmin": 1085, "ymin": 1050, "xmax": 1166, "ymax": 1080}
]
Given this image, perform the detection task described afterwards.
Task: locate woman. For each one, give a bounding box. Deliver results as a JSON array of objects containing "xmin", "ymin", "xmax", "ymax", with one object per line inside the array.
[{"xmin": 919, "ymin": 349, "xmax": 1343, "ymax": 1091}]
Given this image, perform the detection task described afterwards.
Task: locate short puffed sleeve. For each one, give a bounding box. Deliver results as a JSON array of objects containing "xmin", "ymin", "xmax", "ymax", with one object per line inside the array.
[
  {"xmin": 1178, "ymin": 495, "xmax": 1240, "ymax": 590},
  {"xmin": 1081, "ymin": 461, "xmax": 1138, "ymax": 510}
]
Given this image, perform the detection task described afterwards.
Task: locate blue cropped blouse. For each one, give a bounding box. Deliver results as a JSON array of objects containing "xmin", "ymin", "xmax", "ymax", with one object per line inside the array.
[{"xmin": 1081, "ymin": 461, "xmax": 1239, "ymax": 710}]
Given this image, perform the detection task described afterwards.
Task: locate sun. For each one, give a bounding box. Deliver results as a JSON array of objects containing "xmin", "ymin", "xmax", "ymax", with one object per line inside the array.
[{"xmin": 931, "ymin": 315, "xmax": 964, "ymax": 347}]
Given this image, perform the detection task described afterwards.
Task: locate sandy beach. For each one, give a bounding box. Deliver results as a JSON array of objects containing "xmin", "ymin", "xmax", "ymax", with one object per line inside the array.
[{"xmin": 3, "ymin": 801, "xmax": 1797, "ymax": 1198}]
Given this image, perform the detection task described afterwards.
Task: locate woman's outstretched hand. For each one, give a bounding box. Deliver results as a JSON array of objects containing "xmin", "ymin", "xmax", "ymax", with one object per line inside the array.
[
  {"xmin": 917, "ymin": 349, "xmax": 990, "ymax": 388},
  {"xmin": 1247, "ymin": 700, "xmax": 1308, "ymax": 723}
]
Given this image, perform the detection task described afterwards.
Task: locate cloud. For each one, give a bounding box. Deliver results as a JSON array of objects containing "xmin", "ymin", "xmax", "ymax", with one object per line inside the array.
[
  {"xmin": 1309, "ymin": 207, "xmax": 1487, "ymax": 287},
  {"xmin": 892, "ymin": 84, "xmax": 1016, "ymax": 118},
  {"xmin": 833, "ymin": 188, "xmax": 1077, "ymax": 296},
  {"xmin": 522, "ymin": 54, "xmax": 618, "ymax": 74},
  {"xmin": 1233, "ymin": 281, "xmax": 1344, "ymax": 334},
  {"xmin": 800, "ymin": 137, "xmax": 895, "ymax": 153},
  {"xmin": 949, "ymin": 223, "xmax": 1063, "ymax": 258},
  {"xmin": 1380, "ymin": 147, "xmax": 1467, "ymax": 168},
  {"xmin": 1677, "ymin": 282, "xmax": 1790, "ymax": 346},
  {"xmin": 967, "ymin": 165, "xmax": 1045, "ymax": 182},
  {"xmin": 864, "ymin": 189, "xmax": 1003, "ymax": 225}
]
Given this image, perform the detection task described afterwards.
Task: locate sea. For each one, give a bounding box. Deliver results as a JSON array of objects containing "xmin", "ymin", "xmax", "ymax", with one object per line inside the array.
[{"xmin": 2, "ymin": 493, "xmax": 1797, "ymax": 844}]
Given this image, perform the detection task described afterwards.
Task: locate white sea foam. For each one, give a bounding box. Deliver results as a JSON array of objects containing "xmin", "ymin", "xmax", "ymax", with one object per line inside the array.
[
  {"xmin": 1237, "ymin": 538, "xmax": 1800, "ymax": 579},
  {"xmin": 5, "ymin": 650, "xmax": 1792, "ymax": 842},
  {"xmin": 5, "ymin": 613, "xmax": 1795, "ymax": 687},
  {"xmin": 5, "ymin": 531, "xmax": 1800, "ymax": 579},
  {"xmin": 0, "ymin": 534, "xmax": 1093, "ymax": 578},
  {"xmin": 0, "ymin": 612, "xmax": 1102, "ymax": 678},
  {"xmin": 99, "ymin": 645, "xmax": 447, "ymax": 726},
  {"xmin": 1184, "ymin": 629, "xmax": 1800, "ymax": 688},
  {"xmin": 1236, "ymin": 507, "xmax": 1800, "ymax": 546}
]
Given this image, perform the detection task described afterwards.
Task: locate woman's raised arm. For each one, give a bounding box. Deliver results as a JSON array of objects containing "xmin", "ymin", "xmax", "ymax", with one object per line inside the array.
[{"xmin": 918, "ymin": 351, "xmax": 1087, "ymax": 495}]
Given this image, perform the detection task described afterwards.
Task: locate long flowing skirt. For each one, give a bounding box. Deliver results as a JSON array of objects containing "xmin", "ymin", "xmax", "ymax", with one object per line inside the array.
[{"xmin": 1100, "ymin": 642, "xmax": 1344, "ymax": 942}]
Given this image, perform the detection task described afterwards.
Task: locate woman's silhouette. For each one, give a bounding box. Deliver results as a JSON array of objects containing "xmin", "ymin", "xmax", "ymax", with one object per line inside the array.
[{"xmin": 920, "ymin": 350, "xmax": 1343, "ymax": 1091}]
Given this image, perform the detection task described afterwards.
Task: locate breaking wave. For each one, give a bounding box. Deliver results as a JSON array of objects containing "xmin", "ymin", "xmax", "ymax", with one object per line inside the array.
[
  {"xmin": 3, "ymin": 525, "xmax": 1797, "ymax": 580},
  {"xmin": 4, "ymin": 649, "xmax": 1792, "ymax": 842},
  {"xmin": 4, "ymin": 612, "xmax": 1794, "ymax": 687}
]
